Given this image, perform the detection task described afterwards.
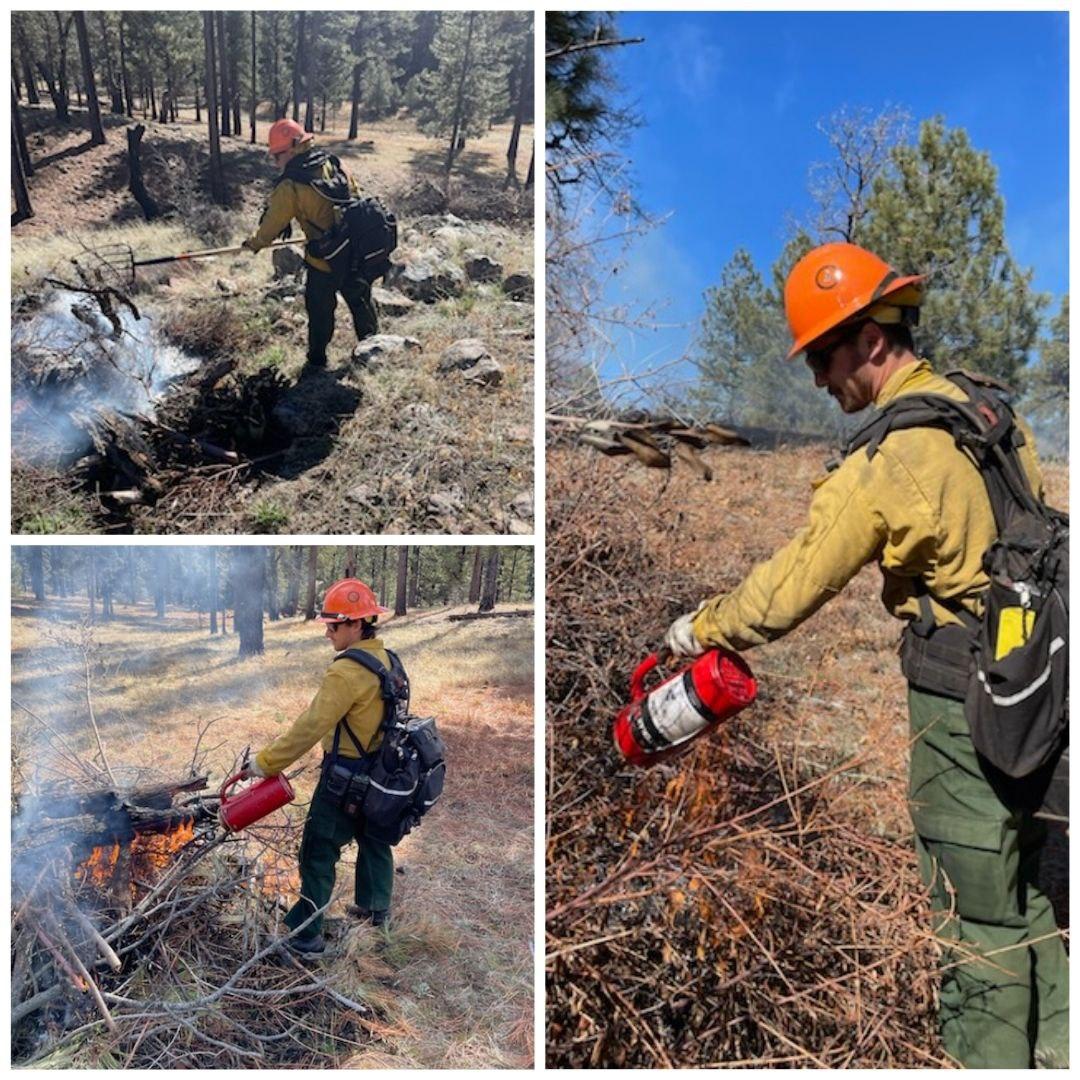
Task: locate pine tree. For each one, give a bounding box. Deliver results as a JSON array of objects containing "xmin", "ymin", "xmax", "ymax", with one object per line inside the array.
[
  {"xmin": 415, "ymin": 12, "xmax": 507, "ymax": 176},
  {"xmin": 859, "ymin": 118, "xmax": 1045, "ymax": 383}
]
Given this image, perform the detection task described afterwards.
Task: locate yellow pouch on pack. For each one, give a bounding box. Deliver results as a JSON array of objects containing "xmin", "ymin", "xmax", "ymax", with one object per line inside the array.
[{"xmin": 995, "ymin": 607, "xmax": 1036, "ymax": 661}]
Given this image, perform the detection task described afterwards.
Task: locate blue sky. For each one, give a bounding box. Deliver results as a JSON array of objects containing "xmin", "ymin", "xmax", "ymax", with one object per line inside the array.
[{"xmin": 597, "ymin": 11, "xmax": 1068, "ymax": 381}]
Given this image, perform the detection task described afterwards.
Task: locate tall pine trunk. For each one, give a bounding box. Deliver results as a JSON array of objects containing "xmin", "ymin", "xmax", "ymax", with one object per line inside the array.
[
  {"xmin": 348, "ymin": 62, "xmax": 361, "ymax": 139},
  {"xmin": 304, "ymin": 546, "xmax": 318, "ymax": 619},
  {"xmin": 444, "ymin": 12, "xmax": 477, "ymax": 176},
  {"xmin": 217, "ymin": 11, "xmax": 231, "ymax": 137},
  {"xmin": 291, "ymin": 12, "xmax": 305, "ymax": 123},
  {"xmin": 74, "ymin": 13, "xmax": 105, "ymax": 146},
  {"xmin": 209, "ymin": 549, "xmax": 218, "ymax": 634},
  {"xmin": 12, "ymin": 87, "xmax": 34, "ymax": 221},
  {"xmin": 479, "ymin": 550, "xmax": 500, "ymax": 612},
  {"xmin": 249, "ymin": 12, "xmax": 257, "ymax": 144},
  {"xmin": 232, "ymin": 547, "xmax": 265, "ymax": 657},
  {"xmin": 468, "ymin": 549, "xmax": 483, "ymax": 604},
  {"xmin": 408, "ymin": 547, "xmax": 421, "ymax": 608},
  {"xmin": 395, "ymin": 547, "xmax": 408, "ymax": 615},
  {"xmin": 203, "ymin": 13, "xmax": 225, "ymax": 204}
]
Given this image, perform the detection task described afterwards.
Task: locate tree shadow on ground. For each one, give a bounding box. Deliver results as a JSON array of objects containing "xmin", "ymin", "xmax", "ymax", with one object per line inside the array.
[{"xmin": 406, "ymin": 146, "xmax": 502, "ymax": 188}]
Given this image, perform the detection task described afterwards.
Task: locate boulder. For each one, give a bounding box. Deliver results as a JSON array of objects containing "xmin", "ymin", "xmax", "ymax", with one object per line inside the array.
[
  {"xmin": 351, "ymin": 334, "xmax": 422, "ymax": 369},
  {"xmin": 438, "ymin": 338, "xmax": 491, "ymax": 372},
  {"xmin": 464, "ymin": 251, "xmax": 504, "ymax": 283},
  {"xmin": 371, "ymin": 285, "xmax": 415, "ymax": 317},
  {"xmin": 385, "ymin": 258, "xmax": 465, "ymax": 303},
  {"xmin": 271, "ymin": 246, "xmax": 305, "ymax": 279},
  {"xmin": 215, "ymin": 277, "xmax": 238, "ymax": 296},
  {"xmin": 461, "ymin": 356, "xmax": 504, "ymax": 388},
  {"xmin": 501, "ymin": 272, "xmax": 534, "ymax": 301}
]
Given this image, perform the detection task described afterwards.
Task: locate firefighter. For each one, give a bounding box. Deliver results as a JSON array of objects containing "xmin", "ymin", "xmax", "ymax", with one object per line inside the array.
[
  {"xmin": 242, "ymin": 118, "xmax": 377, "ymax": 368},
  {"xmin": 662, "ymin": 242, "xmax": 1068, "ymax": 1068},
  {"xmin": 242, "ymin": 578, "xmax": 395, "ymax": 955}
]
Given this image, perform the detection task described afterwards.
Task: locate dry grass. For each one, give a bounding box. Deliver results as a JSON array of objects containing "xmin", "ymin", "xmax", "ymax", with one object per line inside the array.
[
  {"xmin": 545, "ymin": 443, "xmax": 1068, "ymax": 1068},
  {"xmin": 12, "ymin": 596, "xmax": 535, "ymax": 1068}
]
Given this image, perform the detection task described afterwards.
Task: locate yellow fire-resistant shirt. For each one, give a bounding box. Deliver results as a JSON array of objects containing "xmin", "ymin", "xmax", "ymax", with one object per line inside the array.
[
  {"xmin": 245, "ymin": 161, "xmax": 359, "ymax": 274},
  {"xmin": 692, "ymin": 361, "xmax": 1045, "ymax": 652},
  {"xmin": 254, "ymin": 639, "xmax": 389, "ymax": 776}
]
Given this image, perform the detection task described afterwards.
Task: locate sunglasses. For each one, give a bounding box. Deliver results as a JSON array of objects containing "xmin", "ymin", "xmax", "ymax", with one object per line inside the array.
[{"xmin": 805, "ymin": 323, "xmax": 864, "ymax": 376}]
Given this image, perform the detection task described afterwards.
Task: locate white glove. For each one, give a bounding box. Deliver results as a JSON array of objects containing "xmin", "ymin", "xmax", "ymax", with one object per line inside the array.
[
  {"xmin": 243, "ymin": 754, "xmax": 267, "ymax": 779},
  {"xmin": 662, "ymin": 609, "xmax": 706, "ymax": 660}
]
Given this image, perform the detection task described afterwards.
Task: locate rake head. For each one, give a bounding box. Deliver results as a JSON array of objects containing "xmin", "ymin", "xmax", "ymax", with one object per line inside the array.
[{"xmin": 84, "ymin": 243, "xmax": 136, "ymax": 285}]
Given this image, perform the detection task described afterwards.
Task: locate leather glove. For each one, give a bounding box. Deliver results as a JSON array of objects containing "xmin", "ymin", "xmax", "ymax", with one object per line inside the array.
[
  {"xmin": 660, "ymin": 606, "xmax": 707, "ymax": 662},
  {"xmin": 240, "ymin": 237, "xmax": 258, "ymax": 252}
]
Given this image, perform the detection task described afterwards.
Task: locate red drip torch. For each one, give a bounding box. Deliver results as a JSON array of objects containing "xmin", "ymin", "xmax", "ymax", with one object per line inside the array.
[
  {"xmin": 613, "ymin": 650, "xmax": 757, "ymax": 767},
  {"xmin": 218, "ymin": 772, "xmax": 295, "ymax": 833}
]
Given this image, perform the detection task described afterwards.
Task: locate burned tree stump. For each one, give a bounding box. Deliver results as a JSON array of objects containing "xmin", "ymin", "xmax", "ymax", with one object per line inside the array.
[{"xmin": 126, "ymin": 124, "xmax": 161, "ymax": 221}]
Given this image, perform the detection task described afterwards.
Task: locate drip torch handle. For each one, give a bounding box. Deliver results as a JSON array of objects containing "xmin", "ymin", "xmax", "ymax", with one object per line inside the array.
[
  {"xmin": 219, "ymin": 772, "xmax": 247, "ymax": 804},
  {"xmin": 629, "ymin": 654, "xmax": 659, "ymax": 702}
]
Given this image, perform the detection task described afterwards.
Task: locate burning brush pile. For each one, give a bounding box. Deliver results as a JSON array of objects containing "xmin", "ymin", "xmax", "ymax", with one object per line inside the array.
[
  {"xmin": 11, "ymin": 771, "xmax": 374, "ymax": 1067},
  {"xmin": 545, "ymin": 454, "xmax": 947, "ymax": 1068},
  {"xmin": 12, "ymin": 284, "xmax": 297, "ymax": 529}
]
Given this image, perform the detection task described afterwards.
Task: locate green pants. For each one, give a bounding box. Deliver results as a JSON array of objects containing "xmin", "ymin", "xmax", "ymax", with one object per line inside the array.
[
  {"xmin": 284, "ymin": 785, "xmax": 394, "ymax": 941},
  {"xmin": 908, "ymin": 688, "xmax": 1068, "ymax": 1068},
  {"xmin": 304, "ymin": 265, "xmax": 378, "ymax": 365}
]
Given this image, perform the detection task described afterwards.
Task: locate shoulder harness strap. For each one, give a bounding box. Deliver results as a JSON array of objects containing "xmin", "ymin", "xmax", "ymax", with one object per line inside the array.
[
  {"xmin": 329, "ymin": 648, "xmax": 411, "ymax": 758},
  {"xmin": 829, "ymin": 369, "xmax": 1050, "ymax": 628}
]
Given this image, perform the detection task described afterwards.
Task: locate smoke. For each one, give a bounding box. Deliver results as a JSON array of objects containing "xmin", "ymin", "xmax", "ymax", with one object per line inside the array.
[{"xmin": 12, "ymin": 292, "xmax": 201, "ymax": 462}]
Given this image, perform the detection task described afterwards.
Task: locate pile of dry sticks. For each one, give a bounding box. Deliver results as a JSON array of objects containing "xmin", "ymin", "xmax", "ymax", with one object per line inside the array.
[
  {"xmin": 545, "ymin": 455, "xmax": 948, "ymax": 1068},
  {"xmin": 11, "ymin": 765, "xmax": 374, "ymax": 1068}
]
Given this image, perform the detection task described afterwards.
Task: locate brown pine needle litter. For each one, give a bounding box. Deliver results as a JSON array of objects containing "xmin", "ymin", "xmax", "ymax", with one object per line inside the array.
[{"xmin": 546, "ymin": 447, "xmax": 1067, "ymax": 1068}]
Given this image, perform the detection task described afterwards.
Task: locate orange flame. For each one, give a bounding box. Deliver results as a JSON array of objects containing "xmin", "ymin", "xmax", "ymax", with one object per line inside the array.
[{"xmin": 76, "ymin": 818, "xmax": 195, "ymax": 896}]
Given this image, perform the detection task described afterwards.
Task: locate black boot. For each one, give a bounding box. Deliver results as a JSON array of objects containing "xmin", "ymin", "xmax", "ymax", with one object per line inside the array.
[{"xmin": 285, "ymin": 933, "xmax": 326, "ymax": 955}]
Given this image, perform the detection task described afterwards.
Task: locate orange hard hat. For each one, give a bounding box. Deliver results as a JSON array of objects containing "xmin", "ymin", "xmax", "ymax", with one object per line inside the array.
[
  {"xmin": 317, "ymin": 578, "xmax": 389, "ymax": 623},
  {"xmin": 267, "ymin": 118, "xmax": 312, "ymax": 157},
  {"xmin": 783, "ymin": 242, "xmax": 925, "ymax": 360}
]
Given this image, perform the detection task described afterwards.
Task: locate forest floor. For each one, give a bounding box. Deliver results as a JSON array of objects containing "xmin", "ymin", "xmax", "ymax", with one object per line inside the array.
[
  {"xmin": 11, "ymin": 597, "xmax": 535, "ymax": 1068},
  {"xmin": 546, "ymin": 439, "xmax": 1068, "ymax": 1067},
  {"xmin": 11, "ymin": 104, "xmax": 535, "ymax": 535}
]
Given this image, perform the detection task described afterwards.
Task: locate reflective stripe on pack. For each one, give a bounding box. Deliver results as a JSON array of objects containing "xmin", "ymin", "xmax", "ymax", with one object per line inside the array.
[
  {"xmin": 368, "ymin": 777, "xmax": 419, "ymax": 797},
  {"xmin": 976, "ymin": 637, "xmax": 1066, "ymax": 706}
]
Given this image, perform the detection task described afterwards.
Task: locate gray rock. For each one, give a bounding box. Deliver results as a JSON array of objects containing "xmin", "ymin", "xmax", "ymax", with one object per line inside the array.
[
  {"xmin": 438, "ymin": 338, "xmax": 491, "ymax": 372},
  {"xmin": 385, "ymin": 259, "xmax": 465, "ymax": 303},
  {"xmin": 371, "ymin": 285, "xmax": 415, "ymax": 317},
  {"xmin": 215, "ymin": 277, "xmax": 238, "ymax": 296},
  {"xmin": 351, "ymin": 334, "xmax": 422, "ymax": 368},
  {"xmin": 510, "ymin": 490, "xmax": 534, "ymax": 521},
  {"xmin": 501, "ymin": 272, "xmax": 534, "ymax": 301},
  {"xmin": 412, "ymin": 212, "xmax": 466, "ymax": 234},
  {"xmin": 461, "ymin": 355, "xmax": 504, "ymax": 388},
  {"xmin": 427, "ymin": 488, "xmax": 465, "ymax": 518},
  {"xmin": 507, "ymin": 518, "xmax": 532, "ymax": 536},
  {"xmin": 345, "ymin": 483, "xmax": 378, "ymax": 506},
  {"xmin": 464, "ymin": 251, "xmax": 504, "ymax": 283},
  {"xmin": 271, "ymin": 246, "xmax": 305, "ymax": 279}
]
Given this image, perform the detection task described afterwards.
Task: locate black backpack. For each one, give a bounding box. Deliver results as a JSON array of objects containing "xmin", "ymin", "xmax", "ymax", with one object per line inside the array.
[
  {"xmin": 330, "ymin": 648, "xmax": 446, "ymax": 846},
  {"xmin": 840, "ymin": 370, "xmax": 1068, "ymax": 811},
  {"xmin": 280, "ymin": 150, "xmax": 398, "ymax": 283}
]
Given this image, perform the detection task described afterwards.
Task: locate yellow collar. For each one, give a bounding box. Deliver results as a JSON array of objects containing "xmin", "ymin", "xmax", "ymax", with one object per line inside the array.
[{"xmin": 874, "ymin": 359, "xmax": 934, "ymax": 408}]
